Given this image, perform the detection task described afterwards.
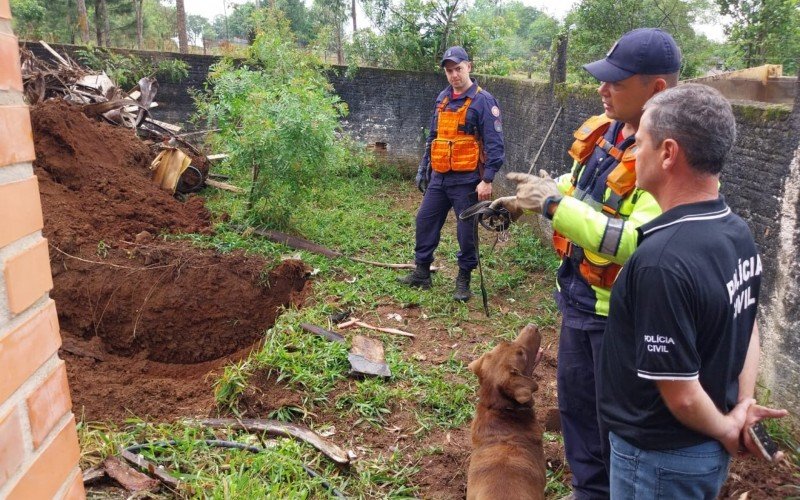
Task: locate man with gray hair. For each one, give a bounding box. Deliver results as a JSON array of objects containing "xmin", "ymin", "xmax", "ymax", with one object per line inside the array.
[{"xmin": 597, "ymin": 84, "xmax": 787, "ymax": 498}]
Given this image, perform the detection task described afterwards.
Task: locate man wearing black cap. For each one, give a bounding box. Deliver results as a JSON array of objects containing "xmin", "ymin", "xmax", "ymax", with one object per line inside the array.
[
  {"xmin": 491, "ymin": 28, "xmax": 681, "ymax": 499},
  {"xmin": 397, "ymin": 46, "xmax": 505, "ymax": 302}
]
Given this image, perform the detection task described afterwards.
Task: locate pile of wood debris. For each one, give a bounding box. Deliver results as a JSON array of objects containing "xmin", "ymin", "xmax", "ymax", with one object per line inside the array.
[{"xmin": 19, "ymin": 41, "xmax": 238, "ymax": 195}]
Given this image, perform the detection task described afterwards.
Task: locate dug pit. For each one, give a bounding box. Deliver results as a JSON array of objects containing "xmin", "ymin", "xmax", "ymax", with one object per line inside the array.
[{"xmin": 32, "ymin": 100, "xmax": 308, "ymax": 422}]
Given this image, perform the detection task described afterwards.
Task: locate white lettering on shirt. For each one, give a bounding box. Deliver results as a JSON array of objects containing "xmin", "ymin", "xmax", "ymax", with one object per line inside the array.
[
  {"xmin": 644, "ymin": 334, "xmax": 675, "ymax": 354},
  {"xmin": 726, "ymin": 254, "xmax": 762, "ymax": 317}
]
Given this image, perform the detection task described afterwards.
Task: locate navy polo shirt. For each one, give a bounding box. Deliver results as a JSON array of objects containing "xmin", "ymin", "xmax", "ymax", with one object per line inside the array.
[
  {"xmin": 598, "ymin": 197, "xmax": 762, "ymax": 450},
  {"xmin": 421, "ymin": 79, "xmax": 505, "ymax": 186}
]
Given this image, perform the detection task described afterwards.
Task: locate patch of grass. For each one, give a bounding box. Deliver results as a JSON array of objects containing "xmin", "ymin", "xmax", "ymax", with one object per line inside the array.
[{"xmin": 213, "ymin": 358, "xmax": 256, "ymax": 413}]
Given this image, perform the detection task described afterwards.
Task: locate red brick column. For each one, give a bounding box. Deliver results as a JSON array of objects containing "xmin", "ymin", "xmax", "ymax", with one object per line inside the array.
[{"xmin": 0, "ymin": 1, "xmax": 85, "ymax": 498}]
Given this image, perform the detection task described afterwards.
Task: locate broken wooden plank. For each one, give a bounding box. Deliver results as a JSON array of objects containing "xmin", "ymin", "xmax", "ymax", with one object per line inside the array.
[
  {"xmin": 82, "ymin": 465, "xmax": 106, "ymax": 484},
  {"xmin": 119, "ymin": 449, "xmax": 182, "ymax": 489},
  {"xmin": 39, "ymin": 40, "xmax": 70, "ymax": 67},
  {"xmin": 301, "ymin": 323, "xmax": 345, "ymax": 343},
  {"xmin": 206, "ymin": 153, "xmax": 229, "ymax": 161},
  {"xmin": 205, "ymin": 178, "xmax": 244, "ymax": 193},
  {"xmin": 352, "ymin": 320, "xmax": 415, "ymax": 338},
  {"xmin": 145, "ymin": 117, "xmax": 182, "ymax": 133},
  {"xmin": 104, "ymin": 455, "xmax": 160, "ymax": 492},
  {"xmin": 348, "ymin": 335, "xmax": 391, "ymax": 378},
  {"xmin": 198, "ymin": 418, "xmax": 350, "ymax": 466}
]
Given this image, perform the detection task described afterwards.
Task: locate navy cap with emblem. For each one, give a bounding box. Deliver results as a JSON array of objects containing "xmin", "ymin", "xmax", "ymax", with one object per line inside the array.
[
  {"xmin": 440, "ymin": 46, "xmax": 470, "ymax": 67},
  {"xmin": 583, "ymin": 28, "xmax": 681, "ymax": 83}
]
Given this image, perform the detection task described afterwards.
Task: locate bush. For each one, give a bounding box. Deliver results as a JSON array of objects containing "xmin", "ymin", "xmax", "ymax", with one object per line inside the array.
[{"xmin": 195, "ymin": 10, "xmax": 356, "ymax": 230}]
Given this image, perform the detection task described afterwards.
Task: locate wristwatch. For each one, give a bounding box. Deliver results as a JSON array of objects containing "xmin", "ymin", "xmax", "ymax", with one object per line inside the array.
[{"xmin": 543, "ymin": 196, "xmax": 562, "ymax": 220}]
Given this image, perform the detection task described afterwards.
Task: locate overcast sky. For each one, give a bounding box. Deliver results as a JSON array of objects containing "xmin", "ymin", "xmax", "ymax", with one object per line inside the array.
[{"xmin": 183, "ymin": 0, "xmax": 725, "ymax": 41}]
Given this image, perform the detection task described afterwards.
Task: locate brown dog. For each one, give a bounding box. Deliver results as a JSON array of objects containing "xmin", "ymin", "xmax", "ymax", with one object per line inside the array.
[{"xmin": 467, "ymin": 324, "xmax": 546, "ymax": 500}]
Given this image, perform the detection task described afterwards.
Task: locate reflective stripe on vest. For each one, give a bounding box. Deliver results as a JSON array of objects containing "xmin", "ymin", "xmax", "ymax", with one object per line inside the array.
[
  {"xmin": 553, "ymin": 115, "xmax": 637, "ymax": 289},
  {"xmin": 430, "ymin": 89, "xmax": 482, "ymax": 173}
]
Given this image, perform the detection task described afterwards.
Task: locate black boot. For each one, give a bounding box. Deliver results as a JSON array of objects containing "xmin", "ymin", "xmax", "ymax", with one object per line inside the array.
[
  {"xmin": 397, "ymin": 262, "xmax": 432, "ymax": 289},
  {"xmin": 453, "ymin": 268, "xmax": 472, "ymax": 302}
]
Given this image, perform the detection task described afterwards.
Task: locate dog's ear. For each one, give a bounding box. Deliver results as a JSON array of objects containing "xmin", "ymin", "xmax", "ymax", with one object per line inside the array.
[
  {"xmin": 511, "ymin": 385, "xmax": 532, "ymax": 404},
  {"xmin": 468, "ymin": 356, "xmax": 484, "ymax": 376}
]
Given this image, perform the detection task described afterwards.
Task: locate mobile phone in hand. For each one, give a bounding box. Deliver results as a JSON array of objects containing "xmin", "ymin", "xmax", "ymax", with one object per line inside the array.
[{"xmin": 748, "ymin": 421, "xmax": 780, "ymax": 461}]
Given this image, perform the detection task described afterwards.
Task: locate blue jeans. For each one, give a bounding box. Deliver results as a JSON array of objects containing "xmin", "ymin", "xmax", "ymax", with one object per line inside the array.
[{"xmin": 609, "ymin": 432, "xmax": 730, "ymax": 500}]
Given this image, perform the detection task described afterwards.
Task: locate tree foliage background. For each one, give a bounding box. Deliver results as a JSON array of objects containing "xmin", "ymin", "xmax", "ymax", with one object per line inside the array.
[{"xmin": 11, "ymin": 0, "xmax": 799, "ymax": 78}]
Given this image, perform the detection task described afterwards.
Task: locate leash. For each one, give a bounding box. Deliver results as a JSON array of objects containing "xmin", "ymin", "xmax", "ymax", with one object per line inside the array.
[{"xmin": 459, "ymin": 201, "xmax": 512, "ymax": 316}]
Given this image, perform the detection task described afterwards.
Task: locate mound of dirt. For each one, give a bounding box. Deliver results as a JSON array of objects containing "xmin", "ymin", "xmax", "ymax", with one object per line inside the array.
[
  {"xmin": 32, "ymin": 100, "xmax": 210, "ymax": 248},
  {"xmin": 32, "ymin": 100, "xmax": 309, "ymax": 421}
]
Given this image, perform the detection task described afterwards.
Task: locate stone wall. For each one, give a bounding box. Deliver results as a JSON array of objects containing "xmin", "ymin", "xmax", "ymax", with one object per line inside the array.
[{"xmin": 23, "ymin": 43, "xmax": 800, "ymax": 425}]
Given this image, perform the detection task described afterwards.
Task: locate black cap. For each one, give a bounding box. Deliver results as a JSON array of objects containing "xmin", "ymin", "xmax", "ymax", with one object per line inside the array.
[
  {"xmin": 441, "ymin": 46, "xmax": 469, "ymax": 67},
  {"xmin": 583, "ymin": 28, "xmax": 681, "ymax": 82}
]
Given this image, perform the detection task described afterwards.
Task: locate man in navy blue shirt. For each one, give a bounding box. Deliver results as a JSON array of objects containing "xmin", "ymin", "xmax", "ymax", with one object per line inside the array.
[
  {"xmin": 598, "ymin": 84, "xmax": 787, "ymax": 498},
  {"xmin": 397, "ymin": 46, "xmax": 505, "ymax": 301}
]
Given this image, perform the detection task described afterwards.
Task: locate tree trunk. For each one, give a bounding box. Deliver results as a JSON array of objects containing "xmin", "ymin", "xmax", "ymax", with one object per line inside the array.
[
  {"xmin": 76, "ymin": 0, "xmax": 90, "ymax": 43},
  {"xmin": 135, "ymin": 0, "xmax": 144, "ymax": 49},
  {"xmin": 352, "ymin": 0, "xmax": 357, "ymax": 33},
  {"xmin": 336, "ymin": 25, "xmax": 344, "ymax": 64},
  {"xmin": 176, "ymin": 0, "xmax": 189, "ymax": 54},
  {"xmin": 549, "ymin": 32, "xmax": 568, "ymax": 88},
  {"xmin": 440, "ymin": 0, "xmax": 459, "ymax": 60},
  {"xmin": 94, "ymin": 0, "xmax": 108, "ymax": 46}
]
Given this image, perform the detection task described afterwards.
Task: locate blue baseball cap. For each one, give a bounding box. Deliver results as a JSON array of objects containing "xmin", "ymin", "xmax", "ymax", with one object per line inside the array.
[
  {"xmin": 441, "ymin": 46, "xmax": 470, "ymax": 67},
  {"xmin": 583, "ymin": 28, "xmax": 681, "ymax": 82}
]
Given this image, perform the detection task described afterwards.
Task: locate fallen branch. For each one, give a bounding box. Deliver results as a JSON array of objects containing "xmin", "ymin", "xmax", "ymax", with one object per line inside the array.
[
  {"xmin": 336, "ymin": 318, "xmax": 360, "ymax": 329},
  {"xmin": 337, "ymin": 318, "xmax": 415, "ymax": 338},
  {"xmin": 238, "ymin": 226, "xmax": 438, "ymax": 271},
  {"xmin": 197, "ymin": 418, "xmax": 350, "ymax": 465},
  {"xmin": 354, "ymin": 321, "xmax": 415, "ymax": 338}
]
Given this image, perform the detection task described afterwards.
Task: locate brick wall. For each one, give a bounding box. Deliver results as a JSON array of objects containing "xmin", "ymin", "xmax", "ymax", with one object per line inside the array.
[{"xmin": 0, "ymin": 4, "xmax": 84, "ymax": 499}]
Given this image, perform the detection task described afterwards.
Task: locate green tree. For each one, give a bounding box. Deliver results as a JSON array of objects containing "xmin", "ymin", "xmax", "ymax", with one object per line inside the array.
[
  {"xmin": 312, "ymin": 0, "xmax": 349, "ymax": 63},
  {"xmin": 566, "ymin": 0, "xmax": 716, "ymax": 80},
  {"xmin": 353, "ymin": 0, "xmax": 474, "ymax": 71},
  {"xmin": 716, "ymin": 0, "xmax": 800, "ymax": 73},
  {"xmin": 276, "ymin": 0, "xmax": 315, "ymax": 45},
  {"xmin": 463, "ymin": 0, "xmax": 559, "ymax": 76},
  {"xmin": 195, "ymin": 10, "xmax": 351, "ymax": 229}
]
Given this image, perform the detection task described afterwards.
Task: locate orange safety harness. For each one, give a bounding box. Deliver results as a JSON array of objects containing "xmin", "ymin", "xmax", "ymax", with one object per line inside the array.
[
  {"xmin": 553, "ymin": 115, "xmax": 638, "ymax": 288},
  {"xmin": 430, "ymin": 88, "xmax": 483, "ymax": 173}
]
